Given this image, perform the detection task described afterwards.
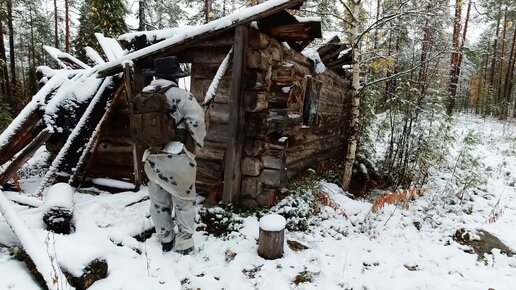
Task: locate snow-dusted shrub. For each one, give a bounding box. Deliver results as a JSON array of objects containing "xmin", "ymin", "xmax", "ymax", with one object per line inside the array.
[{"xmin": 198, "ymin": 206, "xmax": 243, "ymax": 238}]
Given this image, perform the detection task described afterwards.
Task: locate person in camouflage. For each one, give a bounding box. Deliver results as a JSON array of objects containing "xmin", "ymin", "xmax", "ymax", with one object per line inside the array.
[{"xmin": 142, "ymin": 56, "xmax": 206, "ymax": 254}]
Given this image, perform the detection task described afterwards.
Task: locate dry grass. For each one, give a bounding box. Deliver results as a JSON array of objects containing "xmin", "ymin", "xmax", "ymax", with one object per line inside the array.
[{"xmin": 372, "ymin": 188, "xmax": 424, "ymax": 213}]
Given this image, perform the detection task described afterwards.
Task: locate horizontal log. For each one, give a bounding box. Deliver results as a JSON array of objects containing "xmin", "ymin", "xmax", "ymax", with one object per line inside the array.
[
  {"xmin": 196, "ymin": 141, "xmax": 226, "ymax": 161},
  {"xmin": 207, "ymin": 103, "xmax": 230, "ymax": 123},
  {"xmin": 205, "ymin": 122, "xmax": 230, "ymax": 143},
  {"xmin": 286, "ymin": 135, "xmax": 342, "ymax": 165},
  {"xmin": 286, "ymin": 147, "xmax": 341, "ymax": 179},
  {"xmin": 245, "ymin": 140, "xmax": 286, "ymax": 157},
  {"xmin": 191, "ymin": 77, "xmax": 231, "ymax": 104}
]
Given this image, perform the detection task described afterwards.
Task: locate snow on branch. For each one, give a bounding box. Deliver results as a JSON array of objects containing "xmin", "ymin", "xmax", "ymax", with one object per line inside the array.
[
  {"xmin": 0, "ymin": 190, "xmax": 74, "ymax": 290},
  {"xmin": 203, "ymin": 48, "xmax": 233, "ymax": 106}
]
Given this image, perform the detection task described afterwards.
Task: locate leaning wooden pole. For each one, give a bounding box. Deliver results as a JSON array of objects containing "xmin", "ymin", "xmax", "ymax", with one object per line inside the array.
[
  {"xmin": 0, "ymin": 129, "xmax": 51, "ymax": 186},
  {"xmin": 0, "ymin": 190, "xmax": 74, "ymax": 290},
  {"xmin": 222, "ymin": 25, "xmax": 248, "ymax": 204},
  {"xmin": 124, "ymin": 63, "xmax": 143, "ymax": 190}
]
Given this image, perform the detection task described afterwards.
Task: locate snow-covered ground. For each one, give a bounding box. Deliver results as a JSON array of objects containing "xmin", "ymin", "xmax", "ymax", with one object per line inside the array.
[{"xmin": 0, "ymin": 114, "xmax": 515, "ymax": 290}]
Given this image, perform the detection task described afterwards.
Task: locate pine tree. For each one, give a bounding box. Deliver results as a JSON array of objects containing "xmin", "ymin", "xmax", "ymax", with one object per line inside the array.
[{"xmin": 74, "ymin": 0, "xmax": 128, "ymax": 61}]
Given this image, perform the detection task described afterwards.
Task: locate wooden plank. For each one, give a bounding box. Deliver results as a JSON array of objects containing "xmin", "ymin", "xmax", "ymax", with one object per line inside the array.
[
  {"xmin": 222, "ymin": 25, "xmax": 248, "ymax": 204},
  {"xmin": 268, "ymin": 22, "xmax": 322, "ymax": 42},
  {"xmin": 97, "ymin": 0, "xmax": 305, "ymax": 77},
  {"xmin": 0, "ymin": 130, "xmax": 51, "ymax": 186}
]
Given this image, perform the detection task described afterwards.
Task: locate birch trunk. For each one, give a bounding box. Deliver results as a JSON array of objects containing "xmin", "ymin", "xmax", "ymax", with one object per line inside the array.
[{"xmin": 342, "ymin": 2, "xmax": 361, "ymax": 191}]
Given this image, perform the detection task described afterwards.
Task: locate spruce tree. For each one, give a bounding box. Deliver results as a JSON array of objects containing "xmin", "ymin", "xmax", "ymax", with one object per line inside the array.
[{"xmin": 74, "ymin": 0, "xmax": 128, "ymax": 62}]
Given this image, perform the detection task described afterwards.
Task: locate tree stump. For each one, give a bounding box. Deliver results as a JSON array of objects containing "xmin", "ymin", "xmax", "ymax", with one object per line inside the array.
[
  {"xmin": 258, "ymin": 214, "xmax": 286, "ymax": 260},
  {"xmin": 43, "ymin": 183, "xmax": 75, "ymax": 234}
]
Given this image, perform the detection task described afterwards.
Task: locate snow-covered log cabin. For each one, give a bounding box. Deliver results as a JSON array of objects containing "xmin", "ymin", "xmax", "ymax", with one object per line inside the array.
[{"xmin": 0, "ymin": 0, "xmax": 352, "ymax": 207}]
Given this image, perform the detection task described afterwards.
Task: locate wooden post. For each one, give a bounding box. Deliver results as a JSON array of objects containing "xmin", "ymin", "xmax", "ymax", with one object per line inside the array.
[
  {"xmin": 222, "ymin": 25, "xmax": 248, "ymax": 204},
  {"xmin": 0, "ymin": 129, "xmax": 51, "ymax": 186},
  {"xmin": 124, "ymin": 63, "xmax": 143, "ymax": 190},
  {"xmin": 258, "ymin": 214, "xmax": 286, "ymax": 260}
]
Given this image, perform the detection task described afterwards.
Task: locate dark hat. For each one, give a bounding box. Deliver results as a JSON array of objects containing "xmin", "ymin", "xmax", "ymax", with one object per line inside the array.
[{"xmin": 153, "ymin": 56, "xmax": 189, "ymax": 80}]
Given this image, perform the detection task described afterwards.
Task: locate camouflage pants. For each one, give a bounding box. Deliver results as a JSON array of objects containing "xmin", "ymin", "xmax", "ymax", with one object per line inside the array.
[{"xmin": 144, "ymin": 149, "xmax": 197, "ymax": 251}]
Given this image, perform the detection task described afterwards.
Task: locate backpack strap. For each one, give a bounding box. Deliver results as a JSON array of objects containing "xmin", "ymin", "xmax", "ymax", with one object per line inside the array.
[{"xmin": 156, "ymin": 84, "xmax": 176, "ymax": 93}]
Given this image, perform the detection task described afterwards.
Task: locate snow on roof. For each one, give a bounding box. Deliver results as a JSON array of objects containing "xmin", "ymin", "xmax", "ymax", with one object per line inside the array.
[
  {"xmin": 97, "ymin": 0, "xmax": 303, "ymax": 77},
  {"xmin": 294, "ymin": 15, "xmax": 321, "ymax": 23},
  {"xmin": 118, "ymin": 26, "xmax": 197, "ymax": 45},
  {"xmin": 302, "ymin": 47, "xmax": 326, "ymax": 74},
  {"xmin": 0, "ymin": 70, "xmax": 76, "ymax": 148},
  {"xmin": 43, "ymin": 45, "xmax": 90, "ymax": 70},
  {"xmin": 95, "ymin": 33, "xmax": 126, "ymax": 62}
]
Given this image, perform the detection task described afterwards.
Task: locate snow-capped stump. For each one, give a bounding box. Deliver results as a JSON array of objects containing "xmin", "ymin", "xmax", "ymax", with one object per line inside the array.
[
  {"xmin": 43, "ymin": 183, "xmax": 75, "ymax": 234},
  {"xmin": 258, "ymin": 213, "xmax": 286, "ymax": 259},
  {"xmin": 63, "ymin": 258, "xmax": 108, "ymax": 290}
]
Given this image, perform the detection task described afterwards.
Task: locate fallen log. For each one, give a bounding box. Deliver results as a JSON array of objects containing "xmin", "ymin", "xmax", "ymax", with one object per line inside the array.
[{"xmin": 0, "ymin": 190, "xmax": 74, "ymax": 290}]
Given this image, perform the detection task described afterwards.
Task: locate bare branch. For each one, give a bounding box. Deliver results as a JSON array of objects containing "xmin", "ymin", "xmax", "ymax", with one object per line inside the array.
[
  {"xmin": 361, "ymin": 49, "xmax": 447, "ymax": 91},
  {"xmin": 338, "ymin": 0, "xmax": 357, "ymax": 23},
  {"xmin": 299, "ymin": 9, "xmax": 353, "ymax": 27}
]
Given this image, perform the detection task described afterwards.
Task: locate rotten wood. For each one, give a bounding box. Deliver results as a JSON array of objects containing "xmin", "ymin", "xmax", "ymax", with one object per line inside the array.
[{"xmin": 223, "ymin": 25, "xmax": 248, "ymax": 204}]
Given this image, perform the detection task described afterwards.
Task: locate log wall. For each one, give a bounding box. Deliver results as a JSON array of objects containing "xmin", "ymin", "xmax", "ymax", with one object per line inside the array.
[{"xmin": 87, "ymin": 28, "xmax": 349, "ymax": 207}]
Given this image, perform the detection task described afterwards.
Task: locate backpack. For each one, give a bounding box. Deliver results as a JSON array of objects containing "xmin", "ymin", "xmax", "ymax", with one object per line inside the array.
[{"xmin": 130, "ymin": 85, "xmax": 176, "ymax": 148}]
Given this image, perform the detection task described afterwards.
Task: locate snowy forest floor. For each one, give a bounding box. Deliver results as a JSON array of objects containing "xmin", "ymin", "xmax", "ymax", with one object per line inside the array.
[{"xmin": 0, "ymin": 114, "xmax": 515, "ymax": 290}]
